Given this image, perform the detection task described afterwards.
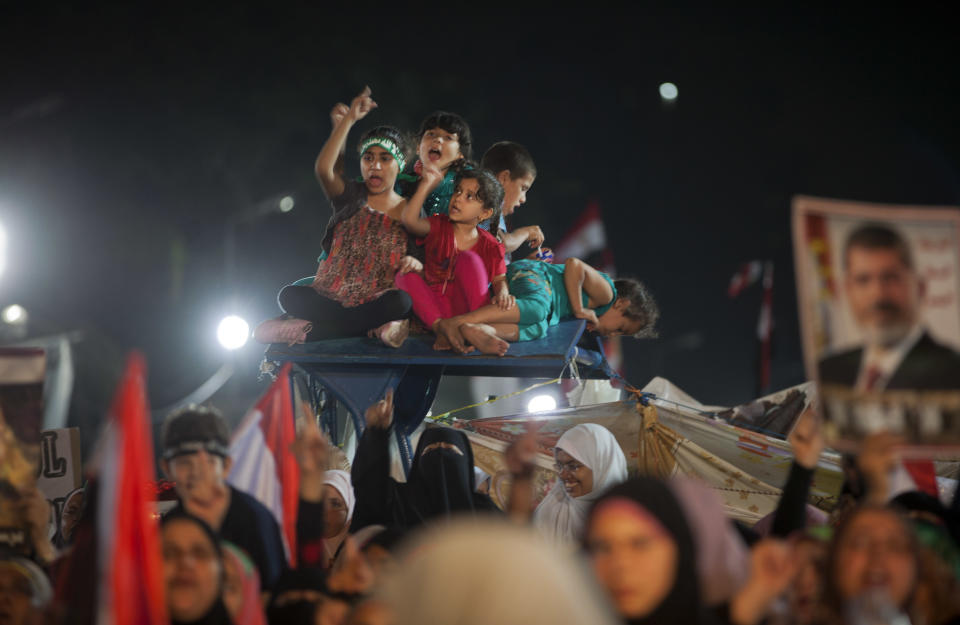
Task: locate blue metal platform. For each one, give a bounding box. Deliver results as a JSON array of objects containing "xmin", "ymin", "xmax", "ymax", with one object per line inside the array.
[{"xmin": 262, "ymin": 320, "xmax": 609, "ymax": 473}]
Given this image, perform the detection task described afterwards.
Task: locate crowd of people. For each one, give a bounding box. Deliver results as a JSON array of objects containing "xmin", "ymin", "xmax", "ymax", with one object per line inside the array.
[
  {"xmin": 3, "ymin": 389, "xmax": 960, "ymax": 624},
  {"xmin": 3, "ymin": 86, "xmax": 960, "ymax": 625}
]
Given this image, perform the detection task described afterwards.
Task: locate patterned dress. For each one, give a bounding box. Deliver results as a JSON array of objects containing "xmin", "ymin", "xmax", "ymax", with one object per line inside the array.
[{"xmin": 312, "ymin": 207, "xmax": 408, "ymax": 307}]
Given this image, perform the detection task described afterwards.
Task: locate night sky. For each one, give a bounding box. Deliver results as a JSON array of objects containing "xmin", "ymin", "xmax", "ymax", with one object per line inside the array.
[{"xmin": 3, "ymin": 3, "xmax": 960, "ymax": 453}]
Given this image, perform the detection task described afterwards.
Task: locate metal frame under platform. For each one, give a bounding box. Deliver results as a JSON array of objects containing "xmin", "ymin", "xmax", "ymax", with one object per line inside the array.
[{"xmin": 263, "ymin": 320, "xmax": 609, "ymax": 473}]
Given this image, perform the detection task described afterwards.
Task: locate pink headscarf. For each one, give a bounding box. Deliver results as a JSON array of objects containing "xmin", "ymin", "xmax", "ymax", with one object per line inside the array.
[
  {"xmin": 669, "ymin": 476, "xmax": 751, "ymax": 606},
  {"xmin": 221, "ymin": 542, "xmax": 266, "ymax": 625}
]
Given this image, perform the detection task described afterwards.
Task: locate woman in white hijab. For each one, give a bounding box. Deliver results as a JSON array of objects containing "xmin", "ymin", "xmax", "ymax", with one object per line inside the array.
[
  {"xmin": 322, "ymin": 469, "xmax": 357, "ymax": 568},
  {"xmin": 533, "ymin": 423, "xmax": 628, "ymax": 544}
]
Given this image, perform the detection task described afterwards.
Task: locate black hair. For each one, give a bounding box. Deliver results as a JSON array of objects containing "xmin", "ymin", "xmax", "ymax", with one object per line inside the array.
[
  {"xmin": 417, "ymin": 111, "xmax": 473, "ymax": 161},
  {"xmin": 356, "ymin": 125, "xmax": 411, "ymax": 162},
  {"xmin": 161, "ymin": 404, "xmax": 230, "ymax": 455},
  {"xmin": 161, "ymin": 510, "xmax": 225, "ymax": 564},
  {"xmin": 453, "ymin": 169, "xmax": 504, "ymax": 238},
  {"xmin": 481, "ymin": 141, "xmax": 537, "ymax": 180},
  {"xmin": 612, "ymin": 278, "xmax": 660, "ymax": 338},
  {"xmin": 843, "ymin": 223, "xmax": 914, "ymax": 270}
]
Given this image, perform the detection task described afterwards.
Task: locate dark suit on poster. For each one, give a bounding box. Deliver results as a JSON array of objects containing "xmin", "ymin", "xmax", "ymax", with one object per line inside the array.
[{"xmin": 818, "ymin": 331, "xmax": 960, "ymax": 390}]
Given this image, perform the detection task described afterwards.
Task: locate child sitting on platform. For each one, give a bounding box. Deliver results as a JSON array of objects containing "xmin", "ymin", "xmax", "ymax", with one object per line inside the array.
[
  {"xmin": 254, "ymin": 86, "xmax": 419, "ymax": 347},
  {"xmin": 481, "ymin": 141, "xmax": 543, "ymax": 254},
  {"xmin": 397, "ymin": 111, "xmax": 473, "ymax": 217},
  {"xmin": 396, "ymin": 166, "xmax": 512, "ymax": 350},
  {"xmin": 433, "ymin": 257, "xmax": 659, "ymax": 355}
]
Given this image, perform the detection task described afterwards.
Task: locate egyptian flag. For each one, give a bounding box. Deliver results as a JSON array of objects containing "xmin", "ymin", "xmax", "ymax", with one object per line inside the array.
[
  {"xmin": 727, "ymin": 261, "xmax": 763, "ymax": 298},
  {"xmin": 226, "ymin": 362, "xmax": 299, "ymax": 566},
  {"xmin": 93, "ymin": 353, "xmax": 167, "ymax": 625},
  {"xmin": 729, "ymin": 261, "xmax": 775, "ymax": 394},
  {"xmin": 552, "ymin": 201, "xmax": 616, "ymax": 276}
]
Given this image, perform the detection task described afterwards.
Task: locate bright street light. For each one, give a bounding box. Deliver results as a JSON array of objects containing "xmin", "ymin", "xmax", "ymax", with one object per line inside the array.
[
  {"xmin": 2, "ymin": 304, "xmax": 27, "ymax": 325},
  {"xmin": 527, "ymin": 394, "xmax": 557, "ymax": 413},
  {"xmin": 659, "ymin": 82, "xmax": 679, "ymax": 101},
  {"xmin": 217, "ymin": 315, "xmax": 250, "ymax": 350}
]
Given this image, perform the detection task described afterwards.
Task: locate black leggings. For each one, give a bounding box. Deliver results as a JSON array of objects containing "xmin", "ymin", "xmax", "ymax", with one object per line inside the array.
[{"xmin": 277, "ymin": 286, "xmax": 413, "ymax": 341}]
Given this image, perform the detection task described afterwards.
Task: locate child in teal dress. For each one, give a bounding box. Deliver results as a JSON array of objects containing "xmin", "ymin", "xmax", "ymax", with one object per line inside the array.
[{"xmin": 434, "ymin": 258, "xmax": 659, "ymax": 355}]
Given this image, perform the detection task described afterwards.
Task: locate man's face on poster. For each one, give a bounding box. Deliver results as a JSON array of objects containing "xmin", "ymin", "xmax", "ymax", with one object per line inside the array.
[{"xmin": 844, "ymin": 245, "xmax": 922, "ymax": 347}]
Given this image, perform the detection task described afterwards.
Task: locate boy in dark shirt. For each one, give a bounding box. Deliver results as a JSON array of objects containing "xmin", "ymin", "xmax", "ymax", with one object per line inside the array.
[{"xmin": 160, "ymin": 406, "xmax": 288, "ymax": 589}]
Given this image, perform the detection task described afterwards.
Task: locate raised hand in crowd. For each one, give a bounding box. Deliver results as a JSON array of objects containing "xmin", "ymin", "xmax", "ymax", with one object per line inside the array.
[
  {"xmin": 292, "ymin": 407, "xmax": 331, "ymax": 503},
  {"xmin": 345, "ymin": 85, "xmax": 377, "ymax": 124},
  {"xmin": 504, "ymin": 425, "xmax": 538, "ymax": 523},
  {"xmin": 330, "ymin": 102, "xmax": 349, "ymax": 128},
  {"xmin": 419, "ymin": 161, "xmax": 444, "ymax": 191},
  {"xmin": 788, "ymin": 410, "xmax": 825, "ymax": 470},
  {"xmin": 856, "ymin": 431, "xmax": 905, "ymax": 505},
  {"xmin": 327, "ymin": 536, "xmax": 375, "ymax": 596},
  {"xmin": 316, "ymin": 84, "xmax": 378, "ymax": 197},
  {"xmin": 730, "ymin": 538, "xmax": 798, "ymax": 625},
  {"xmin": 365, "ymin": 388, "xmax": 394, "ymax": 430}
]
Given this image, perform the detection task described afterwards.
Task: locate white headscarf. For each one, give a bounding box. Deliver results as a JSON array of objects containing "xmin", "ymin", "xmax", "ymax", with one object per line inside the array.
[
  {"xmin": 533, "ymin": 423, "xmax": 628, "ymax": 544},
  {"xmin": 323, "ymin": 469, "xmax": 356, "ymax": 566}
]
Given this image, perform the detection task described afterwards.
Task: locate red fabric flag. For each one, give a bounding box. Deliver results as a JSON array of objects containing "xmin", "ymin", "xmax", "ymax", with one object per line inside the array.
[
  {"xmin": 227, "ymin": 362, "xmax": 299, "ymax": 566},
  {"xmin": 96, "ymin": 352, "xmax": 167, "ymax": 625}
]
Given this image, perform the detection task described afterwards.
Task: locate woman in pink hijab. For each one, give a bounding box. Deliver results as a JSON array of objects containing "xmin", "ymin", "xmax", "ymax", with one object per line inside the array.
[{"xmin": 221, "ymin": 541, "xmax": 266, "ymax": 625}]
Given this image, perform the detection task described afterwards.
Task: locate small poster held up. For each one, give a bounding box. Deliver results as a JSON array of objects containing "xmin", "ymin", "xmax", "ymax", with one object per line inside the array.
[
  {"xmin": 0, "ymin": 347, "xmax": 46, "ymax": 554},
  {"xmin": 792, "ymin": 195, "xmax": 960, "ymax": 450},
  {"xmin": 36, "ymin": 427, "xmax": 83, "ymax": 546}
]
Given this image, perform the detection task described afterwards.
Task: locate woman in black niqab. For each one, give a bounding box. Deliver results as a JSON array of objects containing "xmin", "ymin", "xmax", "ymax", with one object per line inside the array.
[{"xmin": 352, "ymin": 421, "xmax": 500, "ymax": 530}]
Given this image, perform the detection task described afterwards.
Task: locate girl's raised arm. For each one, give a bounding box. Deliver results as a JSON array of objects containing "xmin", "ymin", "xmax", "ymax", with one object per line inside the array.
[
  {"xmin": 314, "ymin": 86, "xmax": 378, "ymax": 198},
  {"xmin": 401, "ymin": 164, "xmax": 443, "ymax": 237}
]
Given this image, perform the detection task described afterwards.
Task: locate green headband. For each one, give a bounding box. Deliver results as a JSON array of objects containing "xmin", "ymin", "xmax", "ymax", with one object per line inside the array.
[{"xmin": 360, "ymin": 137, "xmax": 406, "ymax": 172}]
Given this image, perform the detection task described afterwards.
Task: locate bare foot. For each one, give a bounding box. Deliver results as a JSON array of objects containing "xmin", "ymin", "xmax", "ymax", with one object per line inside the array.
[
  {"xmin": 460, "ymin": 323, "xmax": 509, "ymax": 356},
  {"xmin": 435, "ymin": 318, "xmax": 469, "ymax": 353}
]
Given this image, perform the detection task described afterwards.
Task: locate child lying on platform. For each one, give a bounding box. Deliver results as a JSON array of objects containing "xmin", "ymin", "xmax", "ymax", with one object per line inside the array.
[{"xmin": 433, "ymin": 257, "xmax": 659, "ymax": 355}]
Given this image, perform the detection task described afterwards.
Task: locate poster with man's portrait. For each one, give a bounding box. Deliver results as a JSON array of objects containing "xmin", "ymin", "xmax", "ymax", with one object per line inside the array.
[{"xmin": 792, "ymin": 196, "xmax": 960, "ymax": 449}]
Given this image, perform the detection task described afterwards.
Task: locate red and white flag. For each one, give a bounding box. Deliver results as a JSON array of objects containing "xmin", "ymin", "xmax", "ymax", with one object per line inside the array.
[
  {"xmin": 552, "ymin": 201, "xmax": 616, "ymax": 276},
  {"xmin": 95, "ymin": 353, "xmax": 167, "ymax": 625},
  {"xmin": 227, "ymin": 363, "xmax": 299, "ymax": 566},
  {"xmin": 729, "ymin": 261, "xmax": 775, "ymax": 393},
  {"xmin": 727, "ymin": 261, "xmax": 764, "ymax": 298}
]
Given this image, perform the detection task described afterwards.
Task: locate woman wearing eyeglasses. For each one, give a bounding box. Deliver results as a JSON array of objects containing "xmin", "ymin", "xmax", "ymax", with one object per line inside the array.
[{"xmin": 533, "ymin": 423, "xmax": 628, "ymax": 545}]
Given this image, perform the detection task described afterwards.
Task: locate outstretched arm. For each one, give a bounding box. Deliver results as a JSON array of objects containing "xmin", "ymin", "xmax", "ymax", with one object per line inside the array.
[
  {"xmin": 770, "ymin": 411, "xmax": 823, "ymax": 537},
  {"xmin": 350, "ymin": 390, "xmax": 397, "ymax": 529},
  {"xmin": 315, "ymin": 86, "xmax": 378, "ymax": 198},
  {"xmin": 500, "ymin": 226, "xmax": 545, "ymax": 254},
  {"xmin": 401, "ymin": 163, "xmax": 443, "ymax": 237},
  {"xmin": 563, "ymin": 258, "xmax": 614, "ymax": 330}
]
